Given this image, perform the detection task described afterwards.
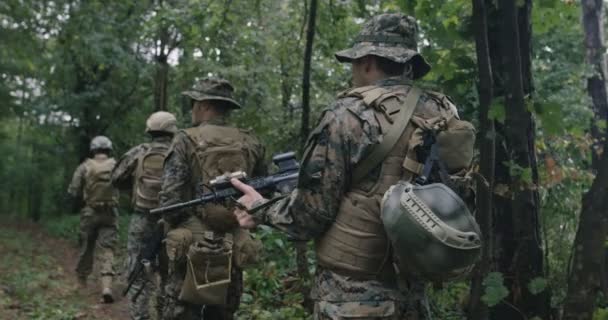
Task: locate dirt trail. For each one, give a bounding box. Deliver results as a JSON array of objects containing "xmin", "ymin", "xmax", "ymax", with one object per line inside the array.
[{"xmin": 0, "ymin": 221, "xmax": 130, "ymax": 319}]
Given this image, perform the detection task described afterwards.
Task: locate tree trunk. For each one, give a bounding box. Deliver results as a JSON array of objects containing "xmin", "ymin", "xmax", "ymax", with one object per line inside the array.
[
  {"xmin": 562, "ymin": 1, "xmax": 608, "ymax": 319},
  {"xmin": 153, "ymin": 0, "xmax": 171, "ymax": 112},
  {"xmin": 28, "ymin": 140, "xmax": 42, "ymax": 222},
  {"xmin": 297, "ymin": 0, "xmax": 318, "ymax": 312},
  {"xmin": 154, "ymin": 56, "xmax": 169, "ymax": 111},
  {"xmin": 300, "ymin": 0, "xmax": 317, "ymax": 150},
  {"xmin": 467, "ymin": 0, "xmax": 495, "ymax": 317},
  {"xmin": 485, "ymin": 0, "xmax": 552, "ymax": 319},
  {"xmin": 9, "ymin": 113, "xmax": 25, "ymax": 214}
]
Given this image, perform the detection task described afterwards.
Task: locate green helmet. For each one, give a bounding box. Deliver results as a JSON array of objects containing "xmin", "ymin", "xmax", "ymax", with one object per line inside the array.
[
  {"xmin": 146, "ymin": 111, "xmax": 178, "ymax": 134},
  {"xmin": 381, "ymin": 181, "xmax": 481, "ymax": 281},
  {"xmin": 90, "ymin": 135, "xmax": 113, "ymax": 151}
]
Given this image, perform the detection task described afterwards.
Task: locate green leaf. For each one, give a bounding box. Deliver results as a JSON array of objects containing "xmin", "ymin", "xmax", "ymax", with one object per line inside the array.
[
  {"xmin": 534, "ymin": 101, "xmax": 564, "ymax": 135},
  {"xmin": 488, "ymin": 101, "xmax": 506, "ymax": 124},
  {"xmin": 520, "ymin": 167, "xmax": 533, "ymax": 185},
  {"xmin": 593, "ymin": 308, "xmax": 608, "ymax": 320},
  {"xmin": 528, "ymin": 277, "xmax": 548, "ymax": 295},
  {"xmin": 481, "ymin": 272, "xmax": 509, "ymax": 307}
]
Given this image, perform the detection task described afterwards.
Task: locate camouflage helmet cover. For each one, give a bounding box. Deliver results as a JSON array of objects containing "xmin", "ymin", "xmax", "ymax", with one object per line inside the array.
[
  {"xmin": 146, "ymin": 111, "xmax": 178, "ymax": 134},
  {"xmin": 181, "ymin": 78, "xmax": 242, "ymax": 109},
  {"xmin": 90, "ymin": 135, "xmax": 113, "ymax": 151},
  {"xmin": 381, "ymin": 181, "xmax": 481, "ymax": 281},
  {"xmin": 335, "ymin": 13, "xmax": 431, "ymax": 79}
]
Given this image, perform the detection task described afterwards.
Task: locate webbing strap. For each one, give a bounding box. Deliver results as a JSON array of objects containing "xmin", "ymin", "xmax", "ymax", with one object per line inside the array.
[{"xmin": 352, "ymin": 87, "xmax": 422, "ymax": 184}]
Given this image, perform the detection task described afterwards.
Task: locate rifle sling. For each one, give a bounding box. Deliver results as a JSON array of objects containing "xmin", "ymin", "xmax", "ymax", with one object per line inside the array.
[
  {"xmin": 249, "ymin": 195, "xmax": 287, "ymax": 215},
  {"xmin": 352, "ymin": 87, "xmax": 422, "ymax": 184}
]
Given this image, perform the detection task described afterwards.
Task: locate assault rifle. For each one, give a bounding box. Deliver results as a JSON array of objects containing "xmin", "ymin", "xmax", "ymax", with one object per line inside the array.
[
  {"xmin": 123, "ymin": 223, "xmax": 163, "ymax": 300},
  {"xmin": 123, "ymin": 152, "xmax": 299, "ymax": 300},
  {"xmin": 149, "ymin": 151, "xmax": 300, "ymax": 215}
]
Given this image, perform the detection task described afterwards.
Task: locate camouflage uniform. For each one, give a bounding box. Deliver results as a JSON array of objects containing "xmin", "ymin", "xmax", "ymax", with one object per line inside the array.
[
  {"xmin": 112, "ymin": 136, "xmax": 173, "ymax": 320},
  {"xmin": 159, "ymin": 79, "xmax": 266, "ymax": 320},
  {"xmin": 248, "ymin": 14, "xmax": 452, "ymax": 320},
  {"xmin": 68, "ymin": 153, "xmax": 118, "ymax": 290}
]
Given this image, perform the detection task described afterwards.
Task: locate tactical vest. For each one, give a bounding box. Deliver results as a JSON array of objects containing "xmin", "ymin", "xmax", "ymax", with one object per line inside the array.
[
  {"xmin": 183, "ymin": 124, "xmax": 260, "ymax": 224},
  {"xmin": 315, "ymin": 85, "xmax": 455, "ymax": 280},
  {"xmin": 178, "ymin": 124, "xmax": 263, "ymax": 305},
  {"xmin": 83, "ymin": 157, "xmax": 118, "ymax": 206},
  {"xmin": 184, "ymin": 124, "xmax": 259, "ymax": 186},
  {"xmin": 133, "ymin": 141, "xmax": 170, "ymax": 210}
]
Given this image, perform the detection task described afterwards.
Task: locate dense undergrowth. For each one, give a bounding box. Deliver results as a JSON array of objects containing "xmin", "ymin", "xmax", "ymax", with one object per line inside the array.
[
  {"xmin": 37, "ymin": 212, "xmax": 472, "ymax": 319},
  {"xmin": 0, "ymin": 228, "xmax": 84, "ymax": 319}
]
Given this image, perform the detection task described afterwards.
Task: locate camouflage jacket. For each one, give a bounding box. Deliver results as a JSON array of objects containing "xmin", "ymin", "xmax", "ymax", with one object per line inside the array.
[
  {"xmin": 252, "ymin": 77, "xmax": 456, "ymax": 302},
  {"xmin": 68, "ymin": 154, "xmax": 112, "ymax": 199},
  {"xmin": 111, "ymin": 136, "xmax": 173, "ymax": 191},
  {"xmin": 159, "ymin": 118, "xmax": 266, "ymax": 227}
]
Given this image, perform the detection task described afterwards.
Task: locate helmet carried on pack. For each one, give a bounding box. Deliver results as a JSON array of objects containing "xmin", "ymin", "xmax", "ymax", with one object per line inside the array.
[
  {"xmin": 90, "ymin": 136, "xmax": 113, "ymax": 151},
  {"xmin": 146, "ymin": 111, "xmax": 178, "ymax": 134},
  {"xmin": 381, "ymin": 181, "xmax": 481, "ymax": 281}
]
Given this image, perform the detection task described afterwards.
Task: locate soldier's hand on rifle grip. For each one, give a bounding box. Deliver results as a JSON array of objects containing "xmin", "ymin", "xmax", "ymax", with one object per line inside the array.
[
  {"xmin": 230, "ymin": 178, "xmax": 264, "ymax": 229},
  {"xmin": 230, "ymin": 178, "xmax": 264, "ymax": 209}
]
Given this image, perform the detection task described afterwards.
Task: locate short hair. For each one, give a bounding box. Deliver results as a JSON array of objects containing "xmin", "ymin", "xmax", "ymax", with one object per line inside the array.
[
  {"xmin": 373, "ymin": 55, "xmax": 407, "ymax": 77},
  {"xmin": 148, "ymin": 131, "xmax": 174, "ymax": 138},
  {"xmin": 193, "ymin": 100, "xmax": 233, "ymax": 115},
  {"xmin": 93, "ymin": 148, "xmax": 112, "ymax": 155},
  {"xmin": 209, "ymin": 100, "xmax": 234, "ymax": 116}
]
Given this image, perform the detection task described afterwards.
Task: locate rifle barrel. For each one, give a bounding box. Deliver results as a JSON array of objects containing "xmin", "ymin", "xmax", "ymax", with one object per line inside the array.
[{"xmin": 150, "ymin": 171, "xmax": 299, "ymax": 215}]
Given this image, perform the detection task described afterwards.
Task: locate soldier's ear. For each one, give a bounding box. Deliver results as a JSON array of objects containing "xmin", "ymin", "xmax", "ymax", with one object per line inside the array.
[
  {"xmin": 358, "ymin": 56, "xmax": 373, "ymax": 74},
  {"xmin": 367, "ymin": 56, "xmax": 380, "ymax": 74},
  {"xmin": 192, "ymin": 101, "xmax": 202, "ymax": 112}
]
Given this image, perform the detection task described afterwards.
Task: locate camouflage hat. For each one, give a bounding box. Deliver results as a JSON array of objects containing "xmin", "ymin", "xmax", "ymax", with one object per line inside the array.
[
  {"xmin": 181, "ymin": 78, "xmax": 242, "ymax": 109},
  {"xmin": 335, "ymin": 13, "xmax": 431, "ymax": 79}
]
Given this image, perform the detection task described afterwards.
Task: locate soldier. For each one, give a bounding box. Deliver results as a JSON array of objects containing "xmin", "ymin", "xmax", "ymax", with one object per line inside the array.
[
  {"xmin": 230, "ymin": 13, "xmax": 471, "ymax": 319},
  {"xmin": 68, "ymin": 135, "xmax": 119, "ymax": 303},
  {"xmin": 111, "ymin": 111, "xmax": 178, "ymax": 320},
  {"xmin": 159, "ymin": 78, "xmax": 266, "ymax": 320}
]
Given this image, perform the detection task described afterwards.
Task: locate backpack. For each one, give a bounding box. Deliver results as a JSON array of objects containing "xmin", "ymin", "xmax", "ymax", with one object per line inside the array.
[
  {"xmin": 349, "ymin": 85, "xmax": 481, "ymax": 281},
  {"xmin": 184, "ymin": 125, "xmax": 260, "ymax": 232},
  {"xmin": 84, "ymin": 157, "xmax": 118, "ymax": 206},
  {"xmin": 184, "ymin": 125, "xmax": 258, "ymax": 187},
  {"xmin": 352, "ymin": 87, "xmax": 476, "ymax": 199},
  {"xmin": 134, "ymin": 142, "xmax": 169, "ymax": 210}
]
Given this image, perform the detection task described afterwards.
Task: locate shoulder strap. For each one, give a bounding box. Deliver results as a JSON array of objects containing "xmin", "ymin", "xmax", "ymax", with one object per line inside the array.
[{"xmin": 352, "ymin": 87, "xmax": 422, "ymax": 184}]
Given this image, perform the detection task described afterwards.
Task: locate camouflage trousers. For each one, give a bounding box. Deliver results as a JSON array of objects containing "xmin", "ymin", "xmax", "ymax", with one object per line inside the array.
[
  {"xmin": 126, "ymin": 211, "xmax": 163, "ymax": 320},
  {"xmin": 311, "ymin": 268, "xmax": 427, "ymax": 320},
  {"xmin": 314, "ymin": 300, "xmax": 418, "ymax": 320},
  {"xmin": 161, "ymin": 216, "xmax": 242, "ymax": 320},
  {"xmin": 76, "ymin": 205, "xmax": 118, "ymax": 279}
]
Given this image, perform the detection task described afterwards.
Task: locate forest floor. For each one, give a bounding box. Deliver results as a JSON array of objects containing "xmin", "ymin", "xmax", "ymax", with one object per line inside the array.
[{"xmin": 0, "ymin": 221, "xmax": 130, "ymax": 320}]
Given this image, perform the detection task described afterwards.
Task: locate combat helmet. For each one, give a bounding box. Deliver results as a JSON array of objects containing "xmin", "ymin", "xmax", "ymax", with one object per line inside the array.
[
  {"xmin": 335, "ymin": 13, "xmax": 431, "ymax": 79},
  {"xmin": 90, "ymin": 135, "xmax": 113, "ymax": 152},
  {"xmin": 182, "ymin": 78, "xmax": 242, "ymax": 109},
  {"xmin": 381, "ymin": 181, "xmax": 481, "ymax": 281},
  {"xmin": 146, "ymin": 111, "xmax": 178, "ymax": 134}
]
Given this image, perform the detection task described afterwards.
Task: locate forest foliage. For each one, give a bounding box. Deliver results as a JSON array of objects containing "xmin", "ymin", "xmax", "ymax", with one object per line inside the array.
[{"xmin": 1, "ymin": 0, "xmax": 605, "ymax": 319}]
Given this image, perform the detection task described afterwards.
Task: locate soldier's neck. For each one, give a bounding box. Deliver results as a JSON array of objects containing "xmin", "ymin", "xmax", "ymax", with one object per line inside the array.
[
  {"xmin": 197, "ymin": 116, "xmax": 227, "ymax": 126},
  {"xmin": 93, "ymin": 153, "xmax": 109, "ymax": 160},
  {"xmin": 152, "ymin": 135, "xmax": 173, "ymax": 143}
]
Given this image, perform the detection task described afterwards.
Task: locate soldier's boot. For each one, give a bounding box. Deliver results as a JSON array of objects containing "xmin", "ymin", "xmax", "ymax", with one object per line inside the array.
[{"xmin": 101, "ymin": 275, "xmax": 114, "ymax": 303}]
